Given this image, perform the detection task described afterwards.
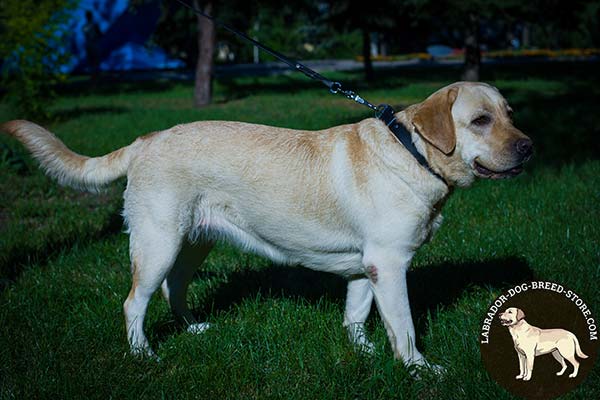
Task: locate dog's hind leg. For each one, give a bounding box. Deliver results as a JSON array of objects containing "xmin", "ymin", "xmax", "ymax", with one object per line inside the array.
[
  {"xmin": 161, "ymin": 239, "xmax": 214, "ymax": 334},
  {"xmin": 563, "ymin": 352, "xmax": 580, "ymax": 378},
  {"xmin": 551, "ymin": 350, "xmax": 567, "ymax": 376},
  {"xmin": 124, "ymin": 224, "xmax": 184, "ymax": 357},
  {"xmin": 344, "ymin": 277, "xmax": 375, "ymax": 353},
  {"xmin": 556, "ymin": 337, "xmax": 582, "ymax": 378}
]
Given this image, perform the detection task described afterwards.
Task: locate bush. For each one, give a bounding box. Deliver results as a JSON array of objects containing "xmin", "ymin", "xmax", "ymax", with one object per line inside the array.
[{"xmin": 0, "ymin": 0, "xmax": 74, "ymax": 120}]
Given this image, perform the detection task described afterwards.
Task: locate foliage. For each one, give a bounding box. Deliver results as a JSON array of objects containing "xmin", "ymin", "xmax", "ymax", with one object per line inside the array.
[
  {"xmin": 405, "ymin": 0, "xmax": 599, "ymax": 50},
  {"xmin": 151, "ymin": 0, "xmax": 361, "ymax": 65},
  {"xmin": 247, "ymin": 5, "xmax": 362, "ymax": 61},
  {"xmin": 146, "ymin": 0, "xmax": 600, "ymax": 66},
  {"xmin": 527, "ymin": 0, "xmax": 600, "ymax": 48},
  {"xmin": 0, "ymin": 0, "xmax": 74, "ymax": 120},
  {"xmin": 149, "ymin": 0, "xmax": 200, "ymax": 69}
]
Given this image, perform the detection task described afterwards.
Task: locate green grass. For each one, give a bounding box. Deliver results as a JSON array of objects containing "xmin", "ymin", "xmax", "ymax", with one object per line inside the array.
[{"xmin": 1, "ymin": 62, "xmax": 599, "ymax": 399}]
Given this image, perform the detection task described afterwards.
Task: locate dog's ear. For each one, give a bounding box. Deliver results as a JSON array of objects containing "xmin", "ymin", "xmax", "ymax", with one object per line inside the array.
[
  {"xmin": 516, "ymin": 308, "xmax": 526, "ymax": 321},
  {"xmin": 412, "ymin": 87, "xmax": 458, "ymax": 155}
]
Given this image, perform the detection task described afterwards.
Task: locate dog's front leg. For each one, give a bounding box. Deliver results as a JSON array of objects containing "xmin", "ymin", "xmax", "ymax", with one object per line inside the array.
[
  {"xmin": 523, "ymin": 350, "xmax": 535, "ymax": 381},
  {"xmin": 362, "ymin": 247, "xmax": 425, "ymax": 367},
  {"xmin": 516, "ymin": 350, "xmax": 526, "ymax": 379}
]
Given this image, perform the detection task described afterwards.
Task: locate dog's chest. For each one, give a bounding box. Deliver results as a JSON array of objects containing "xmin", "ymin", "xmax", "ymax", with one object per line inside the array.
[{"xmin": 510, "ymin": 329, "xmax": 531, "ymax": 350}]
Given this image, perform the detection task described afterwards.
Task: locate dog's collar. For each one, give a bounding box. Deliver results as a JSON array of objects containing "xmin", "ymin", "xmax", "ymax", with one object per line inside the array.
[{"xmin": 377, "ymin": 105, "xmax": 447, "ymax": 185}]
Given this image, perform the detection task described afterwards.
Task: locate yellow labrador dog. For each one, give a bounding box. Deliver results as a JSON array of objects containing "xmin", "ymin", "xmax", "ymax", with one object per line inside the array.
[
  {"xmin": 500, "ymin": 307, "xmax": 588, "ymax": 380},
  {"xmin": 2, "ymin": 82, "xmax": 532, "ymax": 368}
]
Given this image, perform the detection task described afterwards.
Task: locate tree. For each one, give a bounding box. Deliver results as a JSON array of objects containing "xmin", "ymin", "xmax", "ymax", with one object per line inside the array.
[
  {"xmin": 462, "ymin": 11, "xmax": 481, "ymax": 81},
  {"xmin": 154, "ymin": 0, "xmax": 321, "ymax": 107},
  {"xmin": 525, "ymin": 0, "xmax": 592, "ymax": 48},
  {"xmin": 193, "ymin": 0, "xmax": 215, "ymax": 107},
  {"xmin": 152, "ymin": 0, "xmax": 219, "ymax": 107},
  {"xmin": 409, "ymin": 0, "xmax": 595, "ymax": 81},
  {"xmin": 153, "ymin": 0, "xmax": 258, "ymax": 107},
  {"xmin": 325, "ymin": 1, "xmax": 412, "ymax": 81},
  {"xmin": 407, "ymin": 0, "xmax": 491, "ymax": 81}
]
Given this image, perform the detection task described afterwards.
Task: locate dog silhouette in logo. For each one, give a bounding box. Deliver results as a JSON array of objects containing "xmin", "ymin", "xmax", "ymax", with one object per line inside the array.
[{"xmin": 499, "ymin": 307, "xmax": 588, "ymax": 381}]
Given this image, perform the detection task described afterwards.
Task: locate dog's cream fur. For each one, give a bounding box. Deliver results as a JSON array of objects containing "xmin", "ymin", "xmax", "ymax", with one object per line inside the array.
[
  {"xmin": 2, "ymin": 82, "xmax": 531, "ymax": 368},
  {"xmin": 499, "ymin": 307, "xmax": 588, "ymax": 380}
]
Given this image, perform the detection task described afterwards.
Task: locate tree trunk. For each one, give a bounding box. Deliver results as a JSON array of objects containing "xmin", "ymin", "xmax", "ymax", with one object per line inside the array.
[
  {"xmin": 522, "ymin": 23, "xmax": 530, "ymax": 48},
  {"xmin": 194, "ymin": 0, "xmax": 215, "ymax": 107},
  {"xmin": 462, "ymin": 13, "xmax": 480, "ymax": 82},
  {"xmin": 361, "ymin": 27, "xmax": 374, "ymax": 81}
]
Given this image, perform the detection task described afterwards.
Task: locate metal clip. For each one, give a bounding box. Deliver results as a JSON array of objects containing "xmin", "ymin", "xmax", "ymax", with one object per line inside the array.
[{"xmin": 329, "ymin": 82, "xmax": 342, "ymax": 94}]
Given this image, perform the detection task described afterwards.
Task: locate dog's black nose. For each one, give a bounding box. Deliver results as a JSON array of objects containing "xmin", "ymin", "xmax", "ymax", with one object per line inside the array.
[{"xmin": 515, "ymin": 139, "xmax": 533, "ymax": 157}]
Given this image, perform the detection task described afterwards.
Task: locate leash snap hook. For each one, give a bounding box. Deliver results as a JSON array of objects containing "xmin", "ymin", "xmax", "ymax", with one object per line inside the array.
[{"xmin": 329, "ymin": 82, "xmax": 342, "ymax": 94}]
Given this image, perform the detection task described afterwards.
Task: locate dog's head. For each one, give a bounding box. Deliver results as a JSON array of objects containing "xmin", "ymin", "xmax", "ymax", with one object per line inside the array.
[
  {"xmin": 410, "ymin": 82, "xmax": 533, "ymax": 186},
  {"xmin": 499, "ymin": 307, "xmax": 526, "ymax": 327}
]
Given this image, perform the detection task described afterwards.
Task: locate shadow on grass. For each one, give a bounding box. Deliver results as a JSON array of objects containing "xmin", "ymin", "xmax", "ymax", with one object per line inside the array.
[
  {"xmin": 154, "ymin": 256, "xmax": 533, "ymax": 342},
  {"xmin": 407, "ymin": 257, "xmax": 534, "ymax": 343},
  {"xmin": 56, "ymin": 76, "xmax": 177, "ymax": 97},
  {"xmin": 0, "ymin": 211, "xmax": 125, "ymax": 292},
  {"xmin": 53, "ymin": 105, "xmax": 130, "ymax": 121}
]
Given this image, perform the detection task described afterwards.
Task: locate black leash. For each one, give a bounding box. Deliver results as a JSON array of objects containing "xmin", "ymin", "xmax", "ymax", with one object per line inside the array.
[{"xmin": 174, "ymin": 0, "xmax": 446, "ymax": 184}]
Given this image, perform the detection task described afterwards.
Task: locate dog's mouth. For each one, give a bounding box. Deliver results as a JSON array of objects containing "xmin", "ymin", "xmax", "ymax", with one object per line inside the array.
[
  {"xmin": 499, "ymin": 318, "xmax": 513, "ymax": 326},
  {"xmin": 473, "ymin": 159, "xmax": 524, "ymax": 179}
]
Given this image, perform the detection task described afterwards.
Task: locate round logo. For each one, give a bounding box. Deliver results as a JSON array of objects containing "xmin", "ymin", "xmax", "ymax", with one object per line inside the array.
[{"xmin": 480, "ymin": 281, "xmax": 598, "ymax": 399}]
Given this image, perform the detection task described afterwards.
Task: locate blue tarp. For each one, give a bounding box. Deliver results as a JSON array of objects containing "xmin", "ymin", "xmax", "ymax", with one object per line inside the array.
[{"xmin": 65, "ymin": 0, "xmax": 183, "ymax": 72}]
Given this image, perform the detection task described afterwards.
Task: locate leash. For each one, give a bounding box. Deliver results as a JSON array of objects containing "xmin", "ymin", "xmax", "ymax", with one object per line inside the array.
[{"xmin": 174, "ymin": 0, "xmax": 446, "ymax": 184}]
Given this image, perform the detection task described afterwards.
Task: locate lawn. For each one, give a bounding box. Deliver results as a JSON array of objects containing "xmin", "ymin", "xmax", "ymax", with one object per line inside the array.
[{"xmin": 1, "ymin": 62, "xmax": 599, "ymax": 399}]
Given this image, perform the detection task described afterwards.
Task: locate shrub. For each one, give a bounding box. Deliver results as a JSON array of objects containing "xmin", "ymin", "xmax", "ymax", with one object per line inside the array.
[{"xmin": 0, "ymin": 0, "xmax": 74, "ymax": 120}]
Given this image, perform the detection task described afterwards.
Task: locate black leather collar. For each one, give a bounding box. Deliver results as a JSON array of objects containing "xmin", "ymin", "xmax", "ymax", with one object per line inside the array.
[{"xmin": 377, "ymin": 105, "xmax": 447, "ymax": 185}]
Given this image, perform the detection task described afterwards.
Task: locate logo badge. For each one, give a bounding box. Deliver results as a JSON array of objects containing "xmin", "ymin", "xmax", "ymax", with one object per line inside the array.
[{"xmin": 480, "ymin": 281, "xmax": 598, "ymax": 399}]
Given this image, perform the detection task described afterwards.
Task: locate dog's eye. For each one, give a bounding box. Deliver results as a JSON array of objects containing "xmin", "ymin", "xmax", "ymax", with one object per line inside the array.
[
  {"xmin": 508, "ymin": 310, "xmax": 512, "ymax": 313},
  {"xmin": 471, "ymin": 115, "xmax": 492, "ymax": 126}
]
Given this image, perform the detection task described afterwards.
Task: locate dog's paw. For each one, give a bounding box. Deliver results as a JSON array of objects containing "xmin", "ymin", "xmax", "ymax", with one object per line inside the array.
[
  {"xmin": 424, "ymin": 362, "xmax": 446, "ymax": 376},
  {"xmin": 350, "ymin": 335, "xmax": 376, "ymax": 355},
  {"xmin": 515, "ymin": 375, "xmax": 524, "ymax": 379},
  {"xmin": 407, "ymin": 359, "xmax": 446, "ymax": 378},
  {"xmin": 434, "ymin": 363, "xmax": 446, "ymax": 374},
  {"xmin": 568, "ymin": 373, "xmax": 577, "ymax": 378},
  {"xmin": 187, "ymin": 322, "xmax": 211, "ymax": 334},
  {"xmin": 346, "ymin": 322, "xmax": 375, "ymax": 355},
  {"xmin": 130, "ymin": 345, "xmax": 158, "ymax": 360},
  {"xmin": 522, "ymin": 375, "xmax": 532, "ymax": 381},
  {"xmin": 356, "ymin": 340, "xmax": 376, "ymax": 355}
]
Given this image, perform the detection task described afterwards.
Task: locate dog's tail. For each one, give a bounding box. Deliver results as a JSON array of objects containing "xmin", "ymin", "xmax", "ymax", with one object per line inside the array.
[
  {"xmin": 2, "ymin": 120, "xmax": 138, "ymax": 192},
  {"xmin": 573, "ymin": 334, "xmax": 589, "ymax": 359}
]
